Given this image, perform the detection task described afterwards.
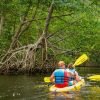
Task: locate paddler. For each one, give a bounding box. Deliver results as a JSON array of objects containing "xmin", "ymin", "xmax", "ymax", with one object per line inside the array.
[
  {"xmin": 50, "ymin": 61, "xmax": 72, "ymax": 88},
  {"xmin": 67, "ymin": 63, "xmax": 81, "ymax": 86}
]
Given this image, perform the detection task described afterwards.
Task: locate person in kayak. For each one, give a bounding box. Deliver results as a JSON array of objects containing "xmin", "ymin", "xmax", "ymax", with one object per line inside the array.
[
  {"xmin": 67, "ymin": 63, "xmax": 81, "ymax": 86},
  {"xmin": 50, "ymin": 61, "xmax": 71, "ymax": 88}
]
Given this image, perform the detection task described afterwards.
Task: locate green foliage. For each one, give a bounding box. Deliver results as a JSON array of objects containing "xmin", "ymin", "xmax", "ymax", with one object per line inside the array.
[{"xmin": 0, "ymin": 0, "xmax": 99, "ymax": 65}]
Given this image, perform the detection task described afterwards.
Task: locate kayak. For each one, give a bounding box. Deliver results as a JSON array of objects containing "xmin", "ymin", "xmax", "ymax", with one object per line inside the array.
[{"xmin": 49, "ymin": 79, "xmax": 85, "ymax": 92}]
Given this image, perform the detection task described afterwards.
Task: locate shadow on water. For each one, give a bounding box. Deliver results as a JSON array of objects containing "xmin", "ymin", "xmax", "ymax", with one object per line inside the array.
[{"xmin": 0, "ymin": 67, "xmax": 100, "ymax": 100}]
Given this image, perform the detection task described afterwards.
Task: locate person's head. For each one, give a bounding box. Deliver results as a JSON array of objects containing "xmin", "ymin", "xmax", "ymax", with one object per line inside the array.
[
  {"xmin": 67, "ymin": 63, "xmax": 74, "ymax": 69},
  {"xmin": 58, "ymin": 61, "xmax": 65, "ymax": 68}
]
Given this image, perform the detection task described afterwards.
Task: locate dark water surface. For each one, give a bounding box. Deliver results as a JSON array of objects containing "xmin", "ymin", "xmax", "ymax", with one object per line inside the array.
[{"xmin": 0, "ymin": 67, "xmax": 100, "ymax": 100}]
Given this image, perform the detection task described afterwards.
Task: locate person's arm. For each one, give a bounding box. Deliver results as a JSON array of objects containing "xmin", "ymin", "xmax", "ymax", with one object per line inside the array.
[
  {"xmin": 50, "ymin": 73, "xmax": 54, "ymax": 82},
  {"xmin": 67, "ymin": 71, "xmax": 73, "ymax": 77},
  {"xmin": 75, "ymin": 71, "xmax": 81, "ymax": 81}
]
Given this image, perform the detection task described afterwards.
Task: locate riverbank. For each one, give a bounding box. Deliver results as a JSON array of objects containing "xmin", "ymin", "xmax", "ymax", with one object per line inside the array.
[
  {"xmin": 0, "ymin": 67, "xmax": 55, "ymax": 75},
  {"xmin": 0, "ymin": 65, "xmax": 99, "ymax": 75}
]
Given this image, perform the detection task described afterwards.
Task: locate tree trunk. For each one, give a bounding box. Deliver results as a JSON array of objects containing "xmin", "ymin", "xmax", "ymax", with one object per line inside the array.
[
  {"xmin": 0, "ymin": 12, "xmax": 4, "ymax": 35},
  {"xmin": 41, "ymin": 1, "xmax": 54, "ymax": 66}
]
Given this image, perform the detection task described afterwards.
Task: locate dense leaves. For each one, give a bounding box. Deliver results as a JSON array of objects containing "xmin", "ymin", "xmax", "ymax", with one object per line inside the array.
[{"xmin": 0, "ymin": 0, "xmax": 99, "ymax": 66}]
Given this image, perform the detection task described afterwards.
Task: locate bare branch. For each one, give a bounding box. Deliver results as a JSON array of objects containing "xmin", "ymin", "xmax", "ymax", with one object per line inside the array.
[{"xmin": 43, "ymin": 1, "xmax": 54, "ymax": 36}]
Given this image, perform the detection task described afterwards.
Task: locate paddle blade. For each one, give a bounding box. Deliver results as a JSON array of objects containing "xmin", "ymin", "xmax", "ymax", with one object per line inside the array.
[
  {"xmin": 87, "ymin": 75, "xmax": 100, "ymax": 81},
  {"xmin": 44, "ymin": 77, "xmax": 50, "ymax": 83},
  {"xmin": 73, "ymin": 54, "xmax": 88, "ymax": 67}
]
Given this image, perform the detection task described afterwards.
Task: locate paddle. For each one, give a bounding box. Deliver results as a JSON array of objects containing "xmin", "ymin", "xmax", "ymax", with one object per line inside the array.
[
  {"xmin": 44, "ymin": 77, "xmax": 52, "ymax": 83},
  {"xmin": 87, "ymin": 75, "xmax": 100, "ymax": 81},
  {"xmin": 44, "ymin": 75, "xmax": 100, "ymax": 82},
  {"xmin": 44, "ymin": 54, "xmax": 89, "ymax": 83},
  {"xmin": 73, "ymin": 54, "xmax": 88, "ymax": 67}
]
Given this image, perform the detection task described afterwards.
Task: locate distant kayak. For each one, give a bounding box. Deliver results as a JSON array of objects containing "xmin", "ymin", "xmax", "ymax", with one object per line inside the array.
[{"xmin": 49, "ymin": 79, "xmax": 85, "ymax": 92}]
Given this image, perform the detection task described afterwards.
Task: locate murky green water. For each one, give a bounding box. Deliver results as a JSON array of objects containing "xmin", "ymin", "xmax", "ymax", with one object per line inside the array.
[{"xmin": 0, "ymin": 67, "xmax": 100, "ymax": 100}]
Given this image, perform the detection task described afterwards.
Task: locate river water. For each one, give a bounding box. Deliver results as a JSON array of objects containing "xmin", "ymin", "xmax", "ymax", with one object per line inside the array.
[{"xmin": 0, "ymin": 67, "xmax": 100, "ymax": 100}]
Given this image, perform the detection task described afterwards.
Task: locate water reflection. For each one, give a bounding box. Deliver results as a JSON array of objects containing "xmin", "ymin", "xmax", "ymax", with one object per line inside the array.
[{"xmin": 49, "ymin": 91, "xmax": 83, "ymax": 100}]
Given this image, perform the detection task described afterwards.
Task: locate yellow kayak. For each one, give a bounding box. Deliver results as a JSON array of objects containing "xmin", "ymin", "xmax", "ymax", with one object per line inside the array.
[{"xmin": 49, "ymin": 79, "xmax": 85, "ymax": 92}]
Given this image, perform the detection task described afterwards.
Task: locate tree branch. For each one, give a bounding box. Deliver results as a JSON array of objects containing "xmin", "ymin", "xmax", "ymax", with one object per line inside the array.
[{"xmin": 23, "ymin": 13, "xmax": 74, "ymax": 24}]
